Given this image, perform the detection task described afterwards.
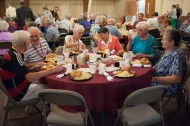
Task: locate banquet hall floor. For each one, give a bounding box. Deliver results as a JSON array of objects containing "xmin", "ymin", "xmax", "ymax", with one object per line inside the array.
[{"xmin": 4, "ymin": 97, "xmax": 190, "ymax": 126}]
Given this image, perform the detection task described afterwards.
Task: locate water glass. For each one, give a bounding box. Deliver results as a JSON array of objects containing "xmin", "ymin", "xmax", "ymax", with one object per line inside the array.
[
  {"xmin": 89, "ymin": 53, "xmax": 97, "ymax": 62},
  {"xmin": 89, "ymin": 62, "xmax": 96, "ymax": 74},
  {"xmin": 56, "ymin": 55, "xmax": 64, "ymax": 64},
  {"xmin": 92, "ymin": 47, "xmax": 97, "ymax": 54},
  {"xmin": 66, "ymin": 63, "xmax": 72, "ymax": 73},
  {"xmin": 125, "ymin": 59, "xmax": 130, "ymax": 66},
  {"xmin": 63, "ymin": 52, "xmax": 69, "ymax": 60},
  {"xmin": 99, "ymin": 63, "xmax": 105, "ymax": 74}
]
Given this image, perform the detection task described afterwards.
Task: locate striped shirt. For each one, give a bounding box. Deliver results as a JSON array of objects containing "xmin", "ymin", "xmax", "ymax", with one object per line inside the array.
[{"xmin": 24, "ymin": 38, "xmax": 51, "ymax": 63}]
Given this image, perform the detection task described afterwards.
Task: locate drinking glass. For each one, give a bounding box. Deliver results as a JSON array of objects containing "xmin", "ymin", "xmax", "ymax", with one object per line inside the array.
[
  {"xmin": 56, "ymin": 55, "xmax": 64, "ymax": 64},
  {"xmin": 92, "ymin": 46, "xmax": 97, "ymax": 54},
  {"xmin": 89, "ymin": 62, "xmax": 97, "ymax": 74},
  {"xmin": 63, "ymin": 50, "xmax": 69, "ymax": 60}
]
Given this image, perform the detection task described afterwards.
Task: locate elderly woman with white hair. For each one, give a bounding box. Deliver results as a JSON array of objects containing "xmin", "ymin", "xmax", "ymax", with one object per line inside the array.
[
  {"xmin": 0, "ymin": 30, "xmax": 63, "ymax": 101},
  {"xmin": 64, "ymin": 24, "xmax": 86, "ymax": 51},
  {"xmin": 127, "ymin": 21, "xmax": 158, "ymax": 65},
  {"xmin": 90, "ymin": 15, "xmax": 107, "ymax": 47},
  {"xmin": 0, "ymin": 20, "xmax": 12, "ymax": 41},
  {"xmin": 147, "ymin": 19, "xmax": 160, "ymax": 38},
  {"xmin": 54, "ymin": 24, "xmax": 86, "ymax": 54}
]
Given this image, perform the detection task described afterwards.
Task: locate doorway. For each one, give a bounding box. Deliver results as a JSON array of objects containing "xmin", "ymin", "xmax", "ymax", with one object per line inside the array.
[{"xmin": 125, "ymin": 0, "xmax": 155, "ymax": 22}]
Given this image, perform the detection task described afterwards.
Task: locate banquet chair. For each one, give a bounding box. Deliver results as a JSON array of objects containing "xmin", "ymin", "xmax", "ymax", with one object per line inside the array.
[
  {"xmin": 0, "ymin": 42, "xmax": 12, "ymax": 67},
  {"xmin": 0, "ymin": 42, "xmax": 12, "ymax": 49},
  {"xmin": 179, "ymin": 30, "xmax": 190, "ymax": 60},
  {"xmin": 51, "ymin": 33, "xmax": 65, "ymax": 52},
  {"xmin": 58, "ymin": 28, "xmax": 69, "ymax": 34},
  {"xmin": 179, "ymin": 30, "xmax": 190, "ymax": 51},
  {"xmin": 115, "ymin": 86, "xmax": 167, "ymax": 126},
  {"xmin": 38, "ymin": 89, "xmax": 95, "ymax": 126},
  {"xmin": 0, "ymin": 74, "xmax": 41, "ymax": 126},
  {"xmin": 163, "ymin": 62, "xmax": 190, "ymax": 109},
  {"xmin": 154, "ymin": 37, "xmax": 164, "ymax": 51},
  {"xmin": 81, "ymin": 28, "xmax": 91, "ymax": 45}
]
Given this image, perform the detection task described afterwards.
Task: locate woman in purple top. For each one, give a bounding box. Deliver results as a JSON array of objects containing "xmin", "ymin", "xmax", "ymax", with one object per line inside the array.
[{"xmin": 0, "ymin": 21, "xmax": 12, "ymax": 42}]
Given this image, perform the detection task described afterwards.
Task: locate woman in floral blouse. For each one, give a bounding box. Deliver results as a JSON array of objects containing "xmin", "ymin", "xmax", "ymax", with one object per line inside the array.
[{"xmin": 152, "ymin": 29, "xmax": 187, "ymax": 95}]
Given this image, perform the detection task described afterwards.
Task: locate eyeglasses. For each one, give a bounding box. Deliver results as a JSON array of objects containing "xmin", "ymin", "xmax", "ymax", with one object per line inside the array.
[
  {"xmin": 136, "ymin": 29, "xmax": 144, "ymax": 31},
  {"xmin": 30, "ymin": 35, "xmax": 40, "ymax": 39}
]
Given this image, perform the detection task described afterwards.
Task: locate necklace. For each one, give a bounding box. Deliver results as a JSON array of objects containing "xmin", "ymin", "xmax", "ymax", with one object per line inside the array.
[{"xmin": 70, "ymin": 35, "xmax": 79, "ymax": 51}]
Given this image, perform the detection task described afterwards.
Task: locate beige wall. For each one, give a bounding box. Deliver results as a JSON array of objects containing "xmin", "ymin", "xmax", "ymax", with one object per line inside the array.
[
  {"xmin": 114, "ymin": 0, "xmax": 126, "ymax": 18},
  {"xmin": 5, "ymin": 0, "xmax": 190, "ymax": 19},
  {"xmin": 5, "ymin": 0, "xmax": 84, "ymax": 19},
  {"xmin": 6, "ymin": 0, "xmax": 117, "ymax": 19},
  {"xmin": 155, "ymin": 0, "xmax": 190, "ymax": 16}
]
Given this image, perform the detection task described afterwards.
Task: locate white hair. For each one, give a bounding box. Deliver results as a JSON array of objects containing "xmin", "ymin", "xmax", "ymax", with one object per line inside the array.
[
  {"xmin": 12, "ymin": 30, "xmax": 31, "ymax": 46},
  {"xmin": 136, "ymin": 21, "xmax": 150, "ymax": 30},
  {"xmin": 95, "ymin": 16, "xmax": 107, "ymax": 25},
  {"xmin": 107, "ymin": 18, "xmax": 116, "ymax": 25},
  {"xmin": 27, "ymin": 26, "xmax": 40, "ymax": 33},
  {"xmin": 73, "ymin": 24, "xmax": 84, "ymax": 33},
  {"xmin": 45, "ymin": 18, "xmax": 53, "ymax": 25},
  {"xmin": 0, "ymin": 21, "xmax": 9, "ymax": 32},
  {"xmin": 146, "ymin": 19, "xmax": 154, "ymax": 28},
  {"xmin": 65, "ymin": 15, "xmax": 71, "ymax": 20}
]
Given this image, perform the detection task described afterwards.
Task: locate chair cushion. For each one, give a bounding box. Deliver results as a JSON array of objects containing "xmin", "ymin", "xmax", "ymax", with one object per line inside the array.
[
  {"xmin": 46, "ymin": 105, "xmax": 84, "ymax": 126},
  {"xmin": 122, "ymin": 103, "xmax": 161, "ymax": 126}
]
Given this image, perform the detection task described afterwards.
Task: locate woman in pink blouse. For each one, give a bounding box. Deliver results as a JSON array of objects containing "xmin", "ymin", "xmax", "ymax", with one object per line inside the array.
[
  {"xmin": 97, "ymin": 27, "xmax": 123, "ymax": 52},
  {"xmin": 0, "ymin": 21, "xmax": 12, "ymax": 42}
]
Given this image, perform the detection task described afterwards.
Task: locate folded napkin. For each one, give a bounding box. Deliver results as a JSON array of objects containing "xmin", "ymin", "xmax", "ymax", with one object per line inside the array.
[
  {"xmin": 56, "ymin": 74, "xmax": 65, "ymax": 79},
  {"xmin": 103, "ymin": 72, "xmax": 114, "ymax": 81},
  {"xmin": 144, "ymin": 64, "xmax": 151, "ymax": 67},
  {"xmin": 105, "ymin": 66, "xmax": 120, "ymax": 72},
  {"xmin": 132, "ymin": 64, "xmax": 142, "ymax": 67},
  {"xmin": 110, "ymin": 50, "xmax": 115, "ymax": 54},
  {"xmin": 132, "ymin": 64, "xmax": 151, "ymax": 68},
  {"xmin": 106, "ymin": 76, "xmax": 114, "ymax": 81}
]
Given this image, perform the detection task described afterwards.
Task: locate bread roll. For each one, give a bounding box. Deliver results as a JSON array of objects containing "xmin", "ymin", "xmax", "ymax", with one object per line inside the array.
[
  {"xmin": 118, "ymin": 50, "xmax": 124, "ymax": 56},
  {"xmin": 140, "ymin": 58, "xmax": 150, "ymax": 64},
  {"xmin": 121, "ymin": 66, "xmax": 131, "ymax": 71}
]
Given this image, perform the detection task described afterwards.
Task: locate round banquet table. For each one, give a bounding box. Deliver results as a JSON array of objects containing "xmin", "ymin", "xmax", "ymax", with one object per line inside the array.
[{"xmin": 45, "ymin": 67, "xmax": 153, "ymax": 113}]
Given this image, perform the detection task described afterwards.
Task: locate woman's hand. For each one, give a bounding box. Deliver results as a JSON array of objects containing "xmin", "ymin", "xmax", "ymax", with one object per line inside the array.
[
  {"xmin": 128, "ymin": 33, "xmax": 133, "ymax": 42},
  {"xmin": 80, "ymin": 43, "xmax": 86, "ymax": 50}
]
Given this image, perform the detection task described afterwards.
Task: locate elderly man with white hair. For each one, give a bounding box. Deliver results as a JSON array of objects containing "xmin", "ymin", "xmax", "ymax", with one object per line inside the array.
[
  {"xmin": 58, "ymin": 15, "xmax": 73, "ymax": 32},
  {"xmin": 127, "ymin": 21, "xmax": 158, "ymax": 65},
  {"xmin": 0, "ymin": 20, "xmax": 12, "ymax": 41},
  {"xmin": 24, "ymin": 27, "xmax": 51, "ymax": 65},
  {"xmin": 0, "ymin": 30, "xmax": 64, "ymax": 101}
]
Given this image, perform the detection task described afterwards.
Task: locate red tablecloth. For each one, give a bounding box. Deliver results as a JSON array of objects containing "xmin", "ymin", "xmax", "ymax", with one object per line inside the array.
[{"xmin": 45, "ymin": 67, "xmax": 153, "ymax": 112}]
